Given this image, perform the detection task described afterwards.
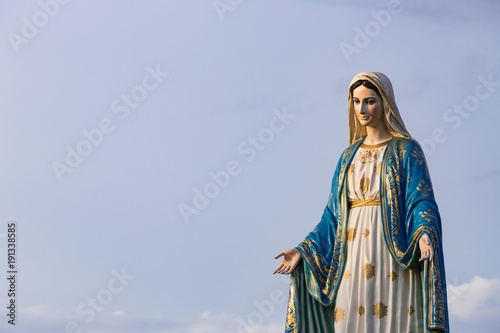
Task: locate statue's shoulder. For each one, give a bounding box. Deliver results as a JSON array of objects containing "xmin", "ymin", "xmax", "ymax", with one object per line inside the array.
[
  {"xmin": 391, "ymin": 137, "xmax": 426, "ymax": 164},
  {"xmin": 392, "ymin": 136, "xmax": 414, "ymax": 144}
]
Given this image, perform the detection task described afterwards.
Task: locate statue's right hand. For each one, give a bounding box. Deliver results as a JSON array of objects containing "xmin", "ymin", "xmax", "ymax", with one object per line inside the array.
[{"xmin": 273, "ymin": 248, "xmax": 302, "ymax": 275}]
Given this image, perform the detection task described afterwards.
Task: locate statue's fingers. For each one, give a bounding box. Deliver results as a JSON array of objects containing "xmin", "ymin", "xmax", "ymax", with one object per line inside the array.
[{"xmin": 273, "ymin": 263, "xmax": 284, "ymax": 274}]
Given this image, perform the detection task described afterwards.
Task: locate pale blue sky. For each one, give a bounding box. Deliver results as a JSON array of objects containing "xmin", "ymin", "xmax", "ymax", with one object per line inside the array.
[{"xmin": 0, "ymin": 0, "xmax": 499, "ymax": 332}]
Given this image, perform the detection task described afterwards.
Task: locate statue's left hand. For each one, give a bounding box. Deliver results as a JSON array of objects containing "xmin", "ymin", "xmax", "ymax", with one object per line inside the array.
[{"xmin": 419, "ymin": 233, "xmax": 434, "ymax": 261}]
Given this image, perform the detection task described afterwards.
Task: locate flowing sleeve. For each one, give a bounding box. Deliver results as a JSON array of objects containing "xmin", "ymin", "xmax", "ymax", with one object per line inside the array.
[
  {"xmin": 406, "ymin": 141, "xmax": 449, "ymax": 332},
  {"xmin": 388, "ymin": 139, "xmax": 449, "ymax": 332}
]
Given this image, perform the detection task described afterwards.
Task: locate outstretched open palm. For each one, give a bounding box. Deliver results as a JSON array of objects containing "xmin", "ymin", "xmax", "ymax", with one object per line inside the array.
[{"xmin": 273, "ymin": 248, "xmax": 302, "ymax": 275}]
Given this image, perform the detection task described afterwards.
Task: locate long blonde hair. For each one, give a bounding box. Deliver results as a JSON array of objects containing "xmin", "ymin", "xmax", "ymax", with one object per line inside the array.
[{"xmin": 348, "ymin": 72, "xmax": 411, "ymax": 145}]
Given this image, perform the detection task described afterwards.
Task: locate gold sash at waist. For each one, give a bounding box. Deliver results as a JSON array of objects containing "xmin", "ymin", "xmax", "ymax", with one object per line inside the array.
[{"xmin": 348, "ymin": 199, "xmax": 381, "ymax": 209}]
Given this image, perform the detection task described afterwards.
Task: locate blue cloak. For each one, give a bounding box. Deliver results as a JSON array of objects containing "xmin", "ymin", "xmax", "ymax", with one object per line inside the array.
[{"xmin": 285, "ymin": 136, "xmax": 449, "ymax": 332}]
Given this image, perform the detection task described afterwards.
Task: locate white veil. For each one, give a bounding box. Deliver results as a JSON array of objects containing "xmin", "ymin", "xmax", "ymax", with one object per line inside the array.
[{"xmin": 348, "ymin": 72, "xmax": 411, "ymax": 145}]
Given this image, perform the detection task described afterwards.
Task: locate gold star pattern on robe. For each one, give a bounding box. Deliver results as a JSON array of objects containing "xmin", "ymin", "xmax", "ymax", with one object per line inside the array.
[
  {"xmin": 373, "ymin": 302, "xmax": 388, "ymax": 319},
  {"xmin": 334, "ymin": 307, "xmax": 345, "ymax": 323},
  {"xmin": 409, "ymin": 305, "xmax": 415, "ymax": 316},
  {"xmin": 388, "ymin": 270, "xmax": 398, "ymax": 281},
  {"xmin": 363, "ymin": 228, "xmax": 370, "ymax": 238},
  {"xmin": 358, "ymin": 305, "xmax": 365, "ymax": 316},
  {"xmin": 344, "ymin": 270, "xmax": 351, "ymax": 280},
  {"xmin": 364, "ymin": 263, "xmax": 375, "ymax": 280},
  {"xmin": 347, "ymin": 228, "xmax": 357, "ymax": 242}
]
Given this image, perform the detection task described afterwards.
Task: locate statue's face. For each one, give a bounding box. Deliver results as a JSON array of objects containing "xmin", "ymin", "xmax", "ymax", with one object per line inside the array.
[{"xmin": 352, "ymin": 85, "xmax": 384, "ymax": 128}]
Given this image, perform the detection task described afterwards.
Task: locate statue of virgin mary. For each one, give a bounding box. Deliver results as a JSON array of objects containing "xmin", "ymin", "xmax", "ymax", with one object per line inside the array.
[{"xmin": 274, "ymin": 72, "xmax": 449, "ymax": 332}]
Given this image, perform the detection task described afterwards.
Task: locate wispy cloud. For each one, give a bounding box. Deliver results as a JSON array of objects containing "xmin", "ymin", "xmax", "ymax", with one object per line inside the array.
[
  {"xmin": 449, "ymin": 276, "xmax": 500, "ymax": 320},
  {"xmin": 448, "ymin": 276, "xmax": 500, "ymax": 332}
]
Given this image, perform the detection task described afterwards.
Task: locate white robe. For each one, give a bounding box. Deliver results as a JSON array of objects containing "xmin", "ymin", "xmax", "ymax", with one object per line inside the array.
[{"xmin": 333, "ymin": 141, "xmax": 424, "ymax": 332}]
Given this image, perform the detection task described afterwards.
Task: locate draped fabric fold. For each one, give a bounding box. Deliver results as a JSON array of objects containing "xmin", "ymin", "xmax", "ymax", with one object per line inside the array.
[
  {"xmin": 285, "ymin": 261, "xmax": 335, "ymax": 333},
  {"xmin": 285, "ymin": 136, "xmax": 449, "ymax": 332}
]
